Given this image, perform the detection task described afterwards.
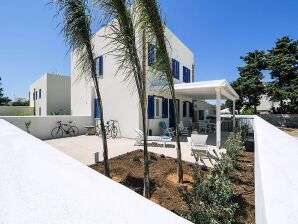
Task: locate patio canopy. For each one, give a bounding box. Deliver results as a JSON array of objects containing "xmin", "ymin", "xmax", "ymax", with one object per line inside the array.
[
  {"xmin": 174, "ymin": 80, "xmax": 239, "ymax": 101},
  {"xmin": 174, "ymin": 80, "xmax": 239, "ymax": 148}
]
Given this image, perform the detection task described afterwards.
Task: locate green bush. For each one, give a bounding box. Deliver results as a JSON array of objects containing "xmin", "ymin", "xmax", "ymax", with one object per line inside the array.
[
  {"xmin": 15, "ymin": 112, "xmax": 33, "ymax": 116},
  {"xmin": 132, "ymin": 155, "xmax": 140, "ymax": 162},
  {"xmin": 241, "ymin": 108, "xmax": 254, "ymax": 115},
  {"xmin": 179, "ymin": 131, "xmax": 245, "ymax": 224}
]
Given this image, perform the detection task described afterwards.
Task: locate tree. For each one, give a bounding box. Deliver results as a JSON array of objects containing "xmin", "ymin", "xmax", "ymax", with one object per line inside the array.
[
  {"xmin": 96, "ymin": 0, "xmax": 150, "ymax": 198},
  {"xmin": 0, "ymin": 77, "xmax": 11, "ymax": 105},
  {"xmin": 12, "ymin": 100, "xmax": 29, "ymax": 106},
  {"xmin": 226, "ymin": 50, "xmax": 266, "ymax": 114},
  {"xmin": 53, "ymin": 0, "xmax": 110, "ymax": 177},
  {"xmin": 266, "ymin": 36, "xmax": 298, "ymax": 113},
  {"xmin": 136, "ymin": 0, "xmax": 184, "ymax": 183}
]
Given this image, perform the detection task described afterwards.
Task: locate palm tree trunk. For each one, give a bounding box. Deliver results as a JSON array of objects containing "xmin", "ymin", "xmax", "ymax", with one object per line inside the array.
[
  {"xmin": 88, "ymin": 49, "xmax": 110, "ymax": 178},
  {"xmin": 142, "ymin": 29, "xmax": 150, "ymax": 198}
]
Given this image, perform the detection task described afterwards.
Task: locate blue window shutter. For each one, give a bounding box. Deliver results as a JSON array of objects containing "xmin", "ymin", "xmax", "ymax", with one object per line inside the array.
[
  {"xmin": 94, "ymin": 99, "xmax": 100, "ymax": 118},
  {"xmin": 183, "ymin": 101, "xmax": 187, "ymax": 117},
  {"xmin": 177, "ymin": 61, "xmax": 180, "ymax": 79},
  {"xmin": 148, "ymin": 44, "xmax": 155, "ymax": 66},
  {"xmin": 189, "ymin": 102, "xmax": 193, "ymax": 117},
  {"xmin": 162, "ymin": 98, "xmax": 168, "ymax": 118},
  {"xmin": 148, "ymin": 95, "xmax": 155, "ymax": 119},
  {"xmin": 98, "ymin": 56, "xmax": 103, "ymax": 76},
  {"xmin": 172, "ymin": 59, "xmax": 175, "ymax": 77}
]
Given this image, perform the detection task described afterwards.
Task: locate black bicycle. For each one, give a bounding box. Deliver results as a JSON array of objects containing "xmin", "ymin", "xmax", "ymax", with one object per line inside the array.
[
  {"xmin": 96, "ymin": 120, "xmax": 119, "ymax": 139},
  {"xmin": 51, "ymin": 121, "xmax": 79, "ymax": 138}
]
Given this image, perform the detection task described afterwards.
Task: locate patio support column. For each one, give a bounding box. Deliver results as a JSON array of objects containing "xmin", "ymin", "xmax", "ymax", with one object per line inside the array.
[
  {"xmin": 215, "ymin": 88, "xmax": 221, "ymax": 148},
  {"xmin": 233, "ymin": 100, "xmax": 236, "ymax": 132}
]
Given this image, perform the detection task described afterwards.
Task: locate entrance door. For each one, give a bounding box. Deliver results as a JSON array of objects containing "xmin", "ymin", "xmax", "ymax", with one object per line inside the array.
[{"xmin": 169, "ymin": 99, "xmax": 180, "ymax": 128}]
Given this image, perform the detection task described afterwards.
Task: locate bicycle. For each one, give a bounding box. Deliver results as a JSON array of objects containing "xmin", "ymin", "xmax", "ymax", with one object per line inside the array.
[
  {"xmin": 51, "ymin": 121, "xmax": 79, "ymax": 138},
  {"xmin": 96, "ymin": 120, "xmax": 119, "ymax": 139}
]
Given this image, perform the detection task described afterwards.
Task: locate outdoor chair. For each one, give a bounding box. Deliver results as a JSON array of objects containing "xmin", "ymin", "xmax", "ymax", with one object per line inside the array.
[
  {"xmin": 198, "ymin": 120, "xmax": 207, "ymax": 133},
  {"xmin": 134, "ymin": 128, "xmax": 172, "ymax": 147},
  {"xmin": 187, "ymin": 134, "xmax": 209, "ymax": 162},
  {"xmin": 159, "ymin": 121, "xmax": 175, "ymax": 137},
  {"xmin": 179, "ymin": 121, "xmax": 189, "ymax": 136}
]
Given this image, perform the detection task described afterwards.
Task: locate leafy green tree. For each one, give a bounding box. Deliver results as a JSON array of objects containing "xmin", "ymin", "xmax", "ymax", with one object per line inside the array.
[
  {"xmin": 12, "ymin": 100, "xmax": 29, "ymax": 106},
  {"xmin": 0, "ymin": 77, "xmax": 11, "ymax": 106},
  {"xmin": 266, "ymin": 36, "xmax": 298, "ymax": 113},
  {"xmin": 226, "ymin": 51, "xmax": 266, "ymax": 114},
  {"xmin": 136, "ymin": 0, "xmax": 184, "ymax": 183},
  {"xmin": 53, "ymin": 0, "xmax": 110, "ymax": 177}
]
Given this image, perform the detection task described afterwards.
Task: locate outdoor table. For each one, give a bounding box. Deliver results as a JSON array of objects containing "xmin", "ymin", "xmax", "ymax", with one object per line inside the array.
[{"xmin": 85, "ymin": 126, "xmax": 95, "ymax": 135}]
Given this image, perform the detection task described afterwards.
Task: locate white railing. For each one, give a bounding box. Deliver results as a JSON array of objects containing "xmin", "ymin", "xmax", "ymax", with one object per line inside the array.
[
  {"xmin": 254, "ymin": 116, "xmax": 298, "ymax": 223},
  {"xmin": 0, "ymin": 119, "xmax": 191, "ymax": 224}
]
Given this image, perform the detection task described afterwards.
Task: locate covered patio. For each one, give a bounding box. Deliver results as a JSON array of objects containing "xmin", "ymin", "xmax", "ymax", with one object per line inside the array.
[{"xmin": 175, "ymin": 80, "xmax": 239, "ymax": 148}]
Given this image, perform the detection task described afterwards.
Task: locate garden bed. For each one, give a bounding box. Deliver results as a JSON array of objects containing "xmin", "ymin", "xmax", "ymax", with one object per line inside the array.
[
  {"xmin": 90, "ymin": 150, "xmax": 254, "ymax": 223},
  {"xmin": 279, "ymin": 127, "xmax": 298, "ymax": 138}
]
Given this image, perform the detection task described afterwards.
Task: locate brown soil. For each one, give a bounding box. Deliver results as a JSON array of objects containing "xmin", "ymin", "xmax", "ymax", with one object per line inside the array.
[
  {"xmin": 279, "ymin": 127, "xmax": 298, "ymax": 138},
  {"xmin": 89, "ymin": 150, "xmax": 254, "ymax": 223}
]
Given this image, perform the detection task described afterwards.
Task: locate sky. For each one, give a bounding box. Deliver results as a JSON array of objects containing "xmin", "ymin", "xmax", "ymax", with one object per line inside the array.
[{"xmin": 0, "ymin": 0, "xmax": 298, "ymax": 99}]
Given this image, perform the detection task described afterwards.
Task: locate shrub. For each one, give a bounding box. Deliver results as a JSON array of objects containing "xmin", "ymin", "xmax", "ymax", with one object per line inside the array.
[
  {"xmin": 179, "ymin": 131, "xmax": 245, "ymax": 224},
  {"xmin": 131, "ymin": 155, "xmax": 140, "ymax": 162},
  {"xmin": 241, "ymin": 108, "xmax": 254, "ymax": 115},
  {"xmin": 179, "ymin": 173, "xmax": 238, "ymax": 224},
  {"xmin": 15, "ymin": 112, "xmax": 33, "ymax": 116}
]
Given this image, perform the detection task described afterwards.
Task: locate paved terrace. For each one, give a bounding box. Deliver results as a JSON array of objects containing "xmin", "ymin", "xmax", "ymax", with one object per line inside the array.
[{"xmin": 45, "ymin": 132, "xmax": 230, "ymax": 167}]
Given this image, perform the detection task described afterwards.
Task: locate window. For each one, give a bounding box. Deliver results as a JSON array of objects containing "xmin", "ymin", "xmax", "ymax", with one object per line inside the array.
[
  {"xmin": 155, "ymin": 97, "xmax": 162, "ymax": 118},
  {"xmin": 35, "ymin": 91, "xmax": 38, "ymax": 100},
  {"xmin": 39, "ymin": 89, "xmax": 41, "ymax": 99},
  {"xmin": 32, "ymin": 92, "xmax": 35, "ymax": 100},
  {"xmin": 95, "ymin": 55, "xmax": 103, "ymax": 77},
  {"xmin": 183, "ymin": 66, "xmax": 191, "ymax": 83},
  {"xmin": 39, "ymin": 107, "xmax": 41, "ymax": 116},
  {"xmin": 148, "ymin": 44, "xmax": 156, "ymax": 66},
  {"xmin": 94, "ymin": 99, "xmax": 100, "ymax": 118},
  {"xmin": 148, "ymin": 95, "xmax": 155, "ymax": 119},
  {"xmin": 183, "ymin": 101, "xmax": 193, "ymax": 117},
  {"xmin": 172, "ymin": 59, "xmax": 180, "ymax": 79}
]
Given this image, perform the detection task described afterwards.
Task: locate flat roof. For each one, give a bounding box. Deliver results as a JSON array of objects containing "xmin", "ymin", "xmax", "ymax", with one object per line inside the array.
[{"xmin": 174, "ymin": 80, "xmax": 239, "ymax": 101}]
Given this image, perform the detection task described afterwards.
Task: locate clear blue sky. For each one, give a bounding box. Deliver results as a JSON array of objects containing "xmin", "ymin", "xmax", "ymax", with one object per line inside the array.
[{"xmin": 1, "ymin": 0, "xmax": 298, "ymax": 99}]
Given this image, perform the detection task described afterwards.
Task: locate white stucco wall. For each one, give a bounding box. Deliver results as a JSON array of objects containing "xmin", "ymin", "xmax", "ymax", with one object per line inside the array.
[
  {"xmin": 254, "ymin": 116, "xmax": 298, "ymax": 223},
  {"xmin": 0, "ymin": 115, "xmax": 92, "ymax": 140},
  {"xmin": 0, "ymin": 119, "xmax": 192, "ymax": 224},
  {"xmin": 29, "ymin": 74, "xmax": 48, "ymax": 116},
  {"xmin": 0, "ymin": 106, "xmax": 33, "ymax": 116},
  {"xmin": 29, "ymin": 73, "xmax": 71, "ymax": 116},
  {"xmin": 71, "ymin": 23, "xmax": 194, "ymax": 138}
]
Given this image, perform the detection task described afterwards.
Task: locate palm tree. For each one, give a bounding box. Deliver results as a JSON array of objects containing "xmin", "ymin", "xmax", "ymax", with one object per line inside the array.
[
  {"xmin": 52, "ymin": 0, "xmax": 110, "ymax": 177},
  {"xmin": 96, "ymin": 0, "xmax": 150, "ymax": 198},
  {"xmin": 136, "ymin": 0, "xmax": 184, "ymax": 183}
]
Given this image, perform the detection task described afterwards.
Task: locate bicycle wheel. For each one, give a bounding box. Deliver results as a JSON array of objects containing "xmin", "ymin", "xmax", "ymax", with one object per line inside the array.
[
  {"xmin": 51, "ymin": 127, "xmax": 63, "ymax": 138},
  {"xmin": 69, "ymin": 126, "xmax": 79, "ymax": 136},
  {"xmin": 111, "ymin": 126, "xmax": 118, "ymax": 139},
  {"xmin": 95, "ymin": 125, "xmax": 101, "ymax": 136}
]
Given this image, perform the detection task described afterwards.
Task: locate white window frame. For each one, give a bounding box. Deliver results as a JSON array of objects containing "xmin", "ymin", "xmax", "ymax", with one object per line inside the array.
[{"xmin": 154, "ymin": 97, "xmax": 162, "ymax": 118}]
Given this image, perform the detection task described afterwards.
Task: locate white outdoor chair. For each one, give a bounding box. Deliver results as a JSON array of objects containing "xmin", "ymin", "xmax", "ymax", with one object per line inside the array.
[
  {"xmin": 187, "ymin": 134, "xmax": 209, "ymax": 162},
  {"xmin": 179, "ymin": 121, "xmax": 189, "ymax": 136},
  {"xmin": 159, "ymin": 121, "xmax": 175, "ymax": 137},
  {"xmin": 198, "ymin": 120, "xmax": 207, "ymax": 133},
  {"xmin": 134, "ymin": 128, "xmax": 172, "ymax": 147}
]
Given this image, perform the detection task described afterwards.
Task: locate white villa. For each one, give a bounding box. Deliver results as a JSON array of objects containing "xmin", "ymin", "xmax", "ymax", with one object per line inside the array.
[
  {"xmin": 29, "ymin": 73, "xmax": 71, "ymax": 116},
  {"xmin": 71, "ymin": 25, "xmax": 238, "ymax": 147}
]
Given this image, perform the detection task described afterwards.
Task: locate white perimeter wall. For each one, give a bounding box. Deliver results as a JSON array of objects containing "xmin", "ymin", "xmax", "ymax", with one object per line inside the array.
[
  {"xmin": 0, "ymin": 106, "xmax": 33, "ymax": 116},
  {"xmin": 0, "ymin": 115, "xmax": 92, "ymax": 140},
  {"xmin": 254, "ymin": 116, "xmax": 298, "ymax": 223},
  {"xmin": 0, "ymin": 119, "xmax": 192, "ymax": 224}
]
